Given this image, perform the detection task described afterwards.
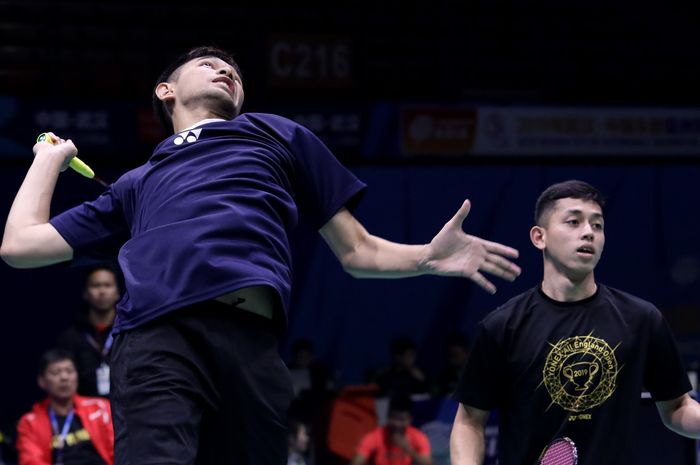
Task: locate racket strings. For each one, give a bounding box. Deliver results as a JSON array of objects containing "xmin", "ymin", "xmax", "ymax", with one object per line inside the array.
[{"xmin": 540, "ymin": 438, "xmax": 577, "ymax": 465}]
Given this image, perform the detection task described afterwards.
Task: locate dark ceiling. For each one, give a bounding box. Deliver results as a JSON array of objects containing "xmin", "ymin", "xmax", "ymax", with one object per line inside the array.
[{"xmin": 3, "ymin": 1, "xmax": 700, "ymax": 106}]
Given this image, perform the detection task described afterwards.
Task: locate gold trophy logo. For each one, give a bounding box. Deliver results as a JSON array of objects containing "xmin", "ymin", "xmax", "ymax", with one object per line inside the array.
[
  {"xmin": 563, "ymin": 361, "xmax": 600, "ymax": 392},
  {"xmin": 543, "ymin": 336, "xmax": 618, "ymax": 412}
]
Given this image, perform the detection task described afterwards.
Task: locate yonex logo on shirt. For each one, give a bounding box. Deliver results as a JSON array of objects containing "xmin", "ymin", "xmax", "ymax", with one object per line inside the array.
[{"xmin": 173, "ymin": 128, "xmax": 203, "ymax": 145}]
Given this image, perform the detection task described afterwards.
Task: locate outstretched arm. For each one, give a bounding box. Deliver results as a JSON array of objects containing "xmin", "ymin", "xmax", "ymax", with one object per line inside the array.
[
  {"xmin": 1, "ymin": 133, "xmax": 74, "ymax": 268},
  {"xmin": 656, "ymin": 393, "xmax": 700, "ymax": 438},
  {"xmin": 319, "ymin": 200, "xmax": 520, "ymax": 293},
  {"xmin": 450, "ymin": 403, "xmax": 489, "ymax": 465}
]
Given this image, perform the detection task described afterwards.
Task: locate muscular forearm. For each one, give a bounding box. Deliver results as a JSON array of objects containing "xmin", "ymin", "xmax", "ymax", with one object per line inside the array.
[
  {"xmin": 341, "ymin": 234, "xmax": 429, "ymax": 279},
  {"xmin": 320, "ymin": 209, "xmax": 430, "ymax": 278},
  {"xmin": 1, "ymin": 152, "xmax": 72, "ymax": 267},
  {"xmin": 6, "ymin": 152, "xmax": 63, "ymax": 229},
  {"xmin": 659, "ymin": 394, "xmax": 700, "ymax": 438}
]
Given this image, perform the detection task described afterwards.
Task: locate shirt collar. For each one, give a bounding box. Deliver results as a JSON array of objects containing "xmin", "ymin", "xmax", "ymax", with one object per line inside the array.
[{"xmin": 180, "ymin": 118, "xmax": 226, "ymax": 132}]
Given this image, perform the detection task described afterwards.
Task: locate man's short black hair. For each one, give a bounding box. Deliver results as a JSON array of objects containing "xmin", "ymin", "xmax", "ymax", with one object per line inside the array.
[
  {"xmin": 534, "ymin": 180, "xmax": 605, "ymax": 226},
  {"xmin": 38, "ymin": 348, "xmax": 75, "ymax": 376},
  {"xmin": 85, "ymin": 262, "xmax": 119, "ymax": 283},
  {"xmin": 388, "ymin": 394, "xmax": 413, "ymax": 415},
  {"xmin": 152, "ymin": 46, "xmax": 242, "ymax": 134},
  {"xmin": 390, "ymin": 337, "xmax": 417, "ymax": 357}
]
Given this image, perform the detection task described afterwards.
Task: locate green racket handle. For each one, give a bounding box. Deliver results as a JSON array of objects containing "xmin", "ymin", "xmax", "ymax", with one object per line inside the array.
[{"xmin": 36, "ymin": 132, "xmax": 96, "ymax": 179}]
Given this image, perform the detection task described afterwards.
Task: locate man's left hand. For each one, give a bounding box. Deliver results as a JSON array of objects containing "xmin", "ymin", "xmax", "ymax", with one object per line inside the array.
[{"xmin": 421, "ymin": 199, "xmax": 521, "ymax": 294}]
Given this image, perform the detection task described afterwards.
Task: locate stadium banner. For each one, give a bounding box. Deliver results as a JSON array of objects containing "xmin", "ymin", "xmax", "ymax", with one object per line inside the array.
[
  {"xmin": 471, "ymin": 106, "xmax": 700, "ymax": 156},
  {"xmin": 397, "ymin": 104, "xmax": 700, "ymax": 157}
]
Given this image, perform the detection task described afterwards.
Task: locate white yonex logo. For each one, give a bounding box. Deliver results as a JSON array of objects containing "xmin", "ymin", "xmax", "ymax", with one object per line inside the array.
[{"xmin": 173, "ymin": 128, "xmax": 203, "ymax": 145}]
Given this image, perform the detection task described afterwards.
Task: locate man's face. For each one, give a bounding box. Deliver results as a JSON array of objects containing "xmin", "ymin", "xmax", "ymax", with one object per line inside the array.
[
  {"xmin": 534, "ymin": 198, "xmax": 605, "ymax": 280},
  {"xmin": 387, "ymin": 410, "xmax": 411, "ymax": 434},
  {"xmin": 395, "ymin": 348, "xmax": 416, "ymax": 369},
  {"xmin": 163, "ymin": 56, "xmax": 245, "ymax": 120},
  {"xmin": 447, "ymin": 345, "xmax": 468, "ymax": 368},
  {"xmin": 293, "ymin": 348, "xmax": 313, "ymax": 369},
  {"xmin": 84, "ymin": 270, "xmax": 120, "ymax": 313},
  {"xmin": 290, "ymin": 424, "xmax": 310, "ymax": 453},
  {"xmin": 39, "ymin": 360, "xmax": 78, "ymax": 402}
]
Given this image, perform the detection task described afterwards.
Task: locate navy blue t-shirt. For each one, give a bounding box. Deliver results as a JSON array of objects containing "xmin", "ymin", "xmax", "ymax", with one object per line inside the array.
[
  {"xmin": 454, "ymin": 284, "xmax": 691, "ymax": 465},
  {"xmin": 50, "ymin": 113, "xmax": 367, "ymax": 333}
]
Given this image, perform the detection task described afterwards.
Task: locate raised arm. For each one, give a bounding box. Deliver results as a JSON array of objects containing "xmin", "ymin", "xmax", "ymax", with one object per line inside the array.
[
  {"xmin": 1, "ymin": 134, "xmax": 74, "ymax": 268},
  {"xmin": 450, "ymin": 403, "xmax": 489, "ymax": 465},
  {"xmin": 319, "ymin": 201, "xmax": 520, "ymax": 294},
  {"xmin": 656, "ymin": 393, "xmax": 700, "ymax": 438}
]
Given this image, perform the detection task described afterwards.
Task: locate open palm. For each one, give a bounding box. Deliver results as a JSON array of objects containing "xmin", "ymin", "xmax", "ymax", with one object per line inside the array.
[{"xmin": 423, "ymin": 200, "xmax": 521, "ymax": 293}]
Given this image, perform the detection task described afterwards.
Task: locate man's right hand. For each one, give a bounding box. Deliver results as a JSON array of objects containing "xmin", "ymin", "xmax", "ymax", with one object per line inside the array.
[{"xmin": 33, "ymin": 132, "xmax": 77, "ymax": 172}]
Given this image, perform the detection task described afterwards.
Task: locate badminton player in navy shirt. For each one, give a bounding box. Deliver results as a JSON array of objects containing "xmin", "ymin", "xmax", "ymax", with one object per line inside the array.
[
  {"xmin": 450, "ymin": 180, "xmax": 700, "ymax": 465},
  {"xmin": 2, "ymin": 46, "xmax": 521, "ymax": 465}
]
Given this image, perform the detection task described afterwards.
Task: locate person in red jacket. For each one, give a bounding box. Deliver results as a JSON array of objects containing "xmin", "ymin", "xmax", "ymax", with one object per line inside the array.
[
  {"xmin": 16, "ymin": 349, "xmax": 114, "ymax": 465},
  {"xmin": 352, "ymin": 395, "xmax": 432, "ymax": 465}
]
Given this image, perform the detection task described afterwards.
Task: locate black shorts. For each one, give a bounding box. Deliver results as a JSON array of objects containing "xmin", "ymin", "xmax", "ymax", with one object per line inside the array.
[{"xmin": 110, "ymin": 300, "xmax": 293, "ymax": 465}]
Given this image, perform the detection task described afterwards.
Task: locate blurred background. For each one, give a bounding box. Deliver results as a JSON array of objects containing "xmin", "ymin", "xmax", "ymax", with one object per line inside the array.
[{"xmin": 1, "ymin": 1, "xmax": 699, "ymax": 464}]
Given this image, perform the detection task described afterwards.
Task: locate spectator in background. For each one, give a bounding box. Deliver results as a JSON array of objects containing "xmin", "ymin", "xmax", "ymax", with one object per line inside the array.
[
  {"xmin": 16, "ymin": 348, "xmax": 114, "ymax": 465},
  {"xmin": 351, "ymin": 395, "xmax": 431, "ymax": 465},
  {"xmin": 287, "ymin": 419, "xmax": 311, "ymax": 465},
  {"xmin": 290, "ymin": 339, "xmax": 315, "ymax": 371},
  {"xmin": 434, "ymin": 333, "xmax": 470, "ymax": 396},
  {"xmin": 287, "ymin": 340, "xmax": 336, "ymax": 464},
  {"xmin": 289, "ymin": 339, "xmax": 334, "ymax": 396},
  {"xmin": 375, "ymin": 337, "xmax": 429, "ymax": 397},
  {"xmin": 57, "ymin": 264, "xmax": 120, "ymax": 398}
]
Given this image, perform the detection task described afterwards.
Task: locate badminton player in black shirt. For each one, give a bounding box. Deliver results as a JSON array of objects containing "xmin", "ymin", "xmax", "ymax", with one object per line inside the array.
[{"xmin": 450, "ymin": 180, "xmax": 700, "ymax": 465}]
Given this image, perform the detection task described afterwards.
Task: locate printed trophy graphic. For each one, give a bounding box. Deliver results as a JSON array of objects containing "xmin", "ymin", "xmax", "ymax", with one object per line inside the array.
[
  {"xmin": 563, "ymin": 361, "xmax": 600, "ymax": 392},
  {"xmin": 544, "ymin": 336, "xmax": 618, "ymax": 411}
]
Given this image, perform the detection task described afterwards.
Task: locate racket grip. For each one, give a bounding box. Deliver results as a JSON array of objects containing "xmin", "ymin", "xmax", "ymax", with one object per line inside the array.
[
  {"xmin": 36, "ymin": 132, "xmax": 96, "ymax": 179},
  {"xmin": 69, "ymin": 157, "xmax": 96, "ymax": 179}
]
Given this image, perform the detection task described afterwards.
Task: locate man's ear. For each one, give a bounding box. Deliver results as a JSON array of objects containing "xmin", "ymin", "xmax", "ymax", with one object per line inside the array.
[
  {"xmin": 38, "ymin": 375, "xmax": 46, "ymax": 391},
  {"xmin": 155, "ymin": 82, "xmax": 175, "ymax": 103},
  {"xmin": 530, "ymin": 225, "xmax": 546, "ymax": 250}
]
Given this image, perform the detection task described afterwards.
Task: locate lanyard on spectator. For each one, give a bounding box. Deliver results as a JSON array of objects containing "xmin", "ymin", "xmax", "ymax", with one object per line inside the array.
[
  {"xmin": 49, "ymin": 406, "xmax": 75, "ymax": 465},
  {"xmin": 85, "ymin": 332, "xmax": 114, "ymax": 359}
]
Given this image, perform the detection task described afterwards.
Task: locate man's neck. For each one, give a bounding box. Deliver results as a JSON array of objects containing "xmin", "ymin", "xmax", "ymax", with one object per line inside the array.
[
  {"xmin": 49, "ymin": 397, "xmax": 74, "ymax": 416},
  {"xmin": 88, "ymin": 308, "xmax": 115, "ymax": 329},
  {"xmin": 172, "ymin": 107, "xmax": 227, "ymax": 133},
  {"xmin": 541, "ymin": 266, "xmax": 597, "ymax": 302}
]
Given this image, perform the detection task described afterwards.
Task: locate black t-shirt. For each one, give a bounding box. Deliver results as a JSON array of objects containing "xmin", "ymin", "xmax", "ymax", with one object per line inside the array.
[
  {"xmin": 454, "ymin": 284, "xmax": 691, "ymax": 465},
  {"xmin": 56, "ymin": 319, "xmax": 112, "ymax": 398},
  {"xmin": 52, "ymin": 414, "xmax": 107, "ymax": 465}
]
